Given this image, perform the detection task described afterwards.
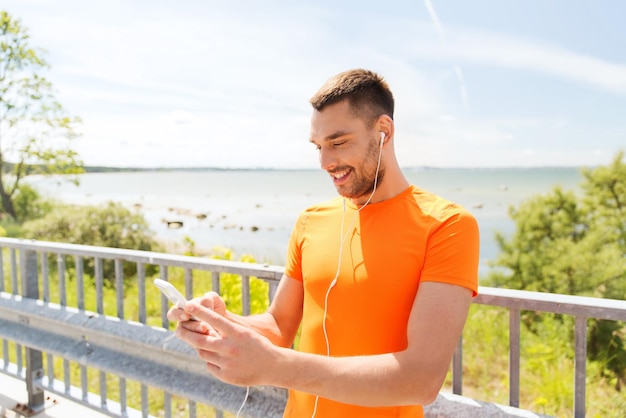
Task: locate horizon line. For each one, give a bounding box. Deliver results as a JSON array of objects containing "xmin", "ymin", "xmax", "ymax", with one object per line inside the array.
[{"xmin": 82, "ymin": 164, "xmax": 589, "ymax": 173}]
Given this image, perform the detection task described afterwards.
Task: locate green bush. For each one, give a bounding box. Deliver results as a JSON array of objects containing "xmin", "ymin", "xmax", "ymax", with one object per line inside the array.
[
  {"xmin": 22, "ymin": 201, "xmax": 162, "ymax": 283},
  {"xmin": 13, "ymin": 183, "xmax": 55, "ymax": 222},
  {"xmin": 0, "ymin": 183, "xmax": 53, "ymax": 225}
]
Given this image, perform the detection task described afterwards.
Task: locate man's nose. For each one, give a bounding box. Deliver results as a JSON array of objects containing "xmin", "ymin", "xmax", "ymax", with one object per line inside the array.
[{"xmin": 319, "ymin": 147, "xmax": 337, "ymax": 171}]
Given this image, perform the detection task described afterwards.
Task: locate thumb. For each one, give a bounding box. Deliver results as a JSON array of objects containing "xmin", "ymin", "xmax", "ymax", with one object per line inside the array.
[{"xmin": 200, "ymin": 291, "xmax": 227, "ymax": 316}]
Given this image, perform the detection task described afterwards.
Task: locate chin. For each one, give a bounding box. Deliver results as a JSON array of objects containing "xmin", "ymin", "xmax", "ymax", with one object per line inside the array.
[{"xmin": 337, "ymin": 189, "xmax": 372, "ymax": 201}]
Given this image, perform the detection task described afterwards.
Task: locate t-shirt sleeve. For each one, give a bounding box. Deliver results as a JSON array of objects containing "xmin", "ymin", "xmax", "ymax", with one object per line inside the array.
[
  {"xmin": 284, "ymin": 212, "xmax": 306, "ymax": 282},
  {"xmin": 419, "ymin": 209, "xmax": 480, "ymax": 296}
]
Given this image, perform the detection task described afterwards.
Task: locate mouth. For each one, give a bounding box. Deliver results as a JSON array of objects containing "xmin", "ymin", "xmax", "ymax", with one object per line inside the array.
[{"xmin": 330, "ymin": 168, "xmax": 351, "ymax": 185}]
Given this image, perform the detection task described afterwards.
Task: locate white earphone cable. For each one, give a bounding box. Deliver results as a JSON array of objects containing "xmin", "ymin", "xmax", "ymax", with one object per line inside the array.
[
  {"xmin": 236, "ymin": 385, "xmax": 250, "ymax": 418},
  {"xmin": 311, "ymin": 135, "xmax": 384, "ymax": 418}
]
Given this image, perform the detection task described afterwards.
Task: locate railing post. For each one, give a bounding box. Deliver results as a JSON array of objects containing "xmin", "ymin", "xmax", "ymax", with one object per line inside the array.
[
  {"xmin": 574, "ymin": 316, "xmax": 587, "ymax": 418},
  {"xmin": 509, "ymin": 308, "xmax": 520, "ymax": 408},
  {"xmin": 242, "ymin": 275, "xmax": 250, "ymax": 316},
  {"xmin": 452, "ymin": 335, "xmax": 463, "ymax": 395},
  {"xmin": 212, "ymin": 271, "xmax": 221, "ymax": 295},
  {"xmin": 20, "ymin": 249, "xmax": 45, "ymax": 412}
]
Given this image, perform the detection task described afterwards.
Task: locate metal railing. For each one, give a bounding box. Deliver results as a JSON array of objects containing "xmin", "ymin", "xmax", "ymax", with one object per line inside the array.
[
  {"xmin": 468, "ymin": 288, "xmax": 626, "ymax": 418},
  {"xmin": 0, "ymin": 238, "xmax": 286, "ymax": 418},
  {"xmin": 0, "ymin": 237, "xmax": 624, "ymax": 417}
]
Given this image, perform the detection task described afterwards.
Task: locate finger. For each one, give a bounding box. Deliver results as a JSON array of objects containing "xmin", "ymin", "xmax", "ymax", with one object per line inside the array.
[
  {"xmin": 196, "ymin": 349, "xmax": 233, "ymax": 382},
  {"xmin": 205, "ymin": 361, "xmax": 221, "ymax": 375},
  {"xmin": 167, "ymin": 306, "xmax": 190, "ymax": 322},
  {"xmin": 198, "ymin": 292, "xmax": 227, "ymax": 315},
  {"xmin": 198, "ymin": 291, "xmax": 219, "ymax": 307},
  {"xmin": 179, "ymin": 319, "xmax": 212, "ymax": 335},
  {"xmin": 196, "ymin": 348, "xmax": 223, "ymax": 365},
  {"xmin": 176, "ymin": 324, "xmax": 222, "ymax": 349},
  {"xmin": 184, "ymin": 301, "xmax": 239, "ymax": 335}
]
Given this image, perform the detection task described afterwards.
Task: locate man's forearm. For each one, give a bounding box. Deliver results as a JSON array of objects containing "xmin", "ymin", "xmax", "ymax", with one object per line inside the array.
[{"xmin": 266, "ymin": 347, "xmax": 443, "ymax": 407}]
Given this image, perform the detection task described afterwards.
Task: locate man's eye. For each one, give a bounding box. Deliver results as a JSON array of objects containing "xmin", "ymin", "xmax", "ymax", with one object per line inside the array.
[{"xmin": 333, "ymin": 141, "xmax": 347, "ymax": 147}]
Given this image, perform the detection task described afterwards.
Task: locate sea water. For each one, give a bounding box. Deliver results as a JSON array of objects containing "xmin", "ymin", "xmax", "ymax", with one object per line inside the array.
[{"xmin": 28, "ymin": 167, "xmax": 583, "ymax": 277}]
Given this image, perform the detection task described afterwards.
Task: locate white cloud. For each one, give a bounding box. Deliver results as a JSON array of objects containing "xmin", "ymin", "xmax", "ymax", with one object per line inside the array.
[
  {"xmin": 405, "ymin": 26, "xmax": 626, "ymax": 96},
  {"xmin": 422, "ymin": 0, "xmax": 470, "ymax": 113},
  {"xmin": 423, "ymin": 0, "xmax": 446, "ymax": 42}
]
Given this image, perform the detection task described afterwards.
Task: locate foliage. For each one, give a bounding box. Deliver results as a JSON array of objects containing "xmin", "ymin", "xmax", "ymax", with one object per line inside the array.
[
  {"xmin": 0, "ymin": 11, "xmax": 83, "ymax": 220},
  {"xmin": 580, "ymin": 150, "xmax": 626, "ymax": 257},
  {"xmin": 21, "ymin": 201, "xmax": 162, "ymax": 282},
  {"xmin": 486, "ymin": 150, "xmax": 626, "ymax": 386},
  {"xmin": 182, "ymin": 235, "xmax": 197, "ymax": 256},
  {"xmin": 0, "ymin": 217, "xmax": 21, "ymax": 237},
  {"xmin": 212, "ymin": 247, "xmax": 270, "ymax": 315},
  {"xmin": 12, "ymin": 183, "xmax": 54, "ymax": 221}
]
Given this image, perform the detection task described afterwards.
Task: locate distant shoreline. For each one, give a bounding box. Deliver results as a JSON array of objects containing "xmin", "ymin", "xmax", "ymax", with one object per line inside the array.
[{"xmin": 82, "ymin": 165, "xmax": 586, "ymax": 173}]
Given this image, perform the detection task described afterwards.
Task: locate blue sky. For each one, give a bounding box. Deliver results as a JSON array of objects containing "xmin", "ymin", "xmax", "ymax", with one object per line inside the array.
[{"xmin": 3, "ymin": 0, "xmax": 625, "ymax": 169}]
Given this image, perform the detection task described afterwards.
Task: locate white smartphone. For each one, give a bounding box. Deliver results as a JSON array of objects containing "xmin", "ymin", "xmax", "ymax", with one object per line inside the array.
[{"xmin": 154, "ymin": 278, "xmax": 188, "ymax": 307}]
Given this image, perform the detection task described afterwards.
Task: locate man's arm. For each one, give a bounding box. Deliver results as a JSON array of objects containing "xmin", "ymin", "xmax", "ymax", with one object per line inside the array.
[{"xmin": 179, "ymin": 281, "xmax": 472, "ymax": 407}]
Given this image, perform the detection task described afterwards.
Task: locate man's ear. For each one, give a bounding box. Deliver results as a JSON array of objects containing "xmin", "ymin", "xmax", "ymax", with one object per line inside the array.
[{"xmin": 376, "ymin": 114, "xmax": 394, "ymax": 144}]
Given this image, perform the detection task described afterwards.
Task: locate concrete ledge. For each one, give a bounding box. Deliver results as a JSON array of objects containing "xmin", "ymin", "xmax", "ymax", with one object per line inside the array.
[
  {"xmin": 425, "ymin": 392, "xmax": 553, "ymax": 418},
  {"xmin": 0, "ymin": 373, "xmax": 111, "ymax": 418}
]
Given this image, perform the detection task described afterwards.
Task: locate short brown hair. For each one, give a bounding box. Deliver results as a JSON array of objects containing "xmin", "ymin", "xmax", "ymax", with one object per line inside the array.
[{"xmin": 309, "ymin": 69, "xmax": 394, "ymax": 127}]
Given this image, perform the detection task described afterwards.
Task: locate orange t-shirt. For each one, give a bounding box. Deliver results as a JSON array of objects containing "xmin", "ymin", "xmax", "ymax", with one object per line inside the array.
[{"xmin": 283, "ymin": 185, "xmax": 479, "ymax": 418}]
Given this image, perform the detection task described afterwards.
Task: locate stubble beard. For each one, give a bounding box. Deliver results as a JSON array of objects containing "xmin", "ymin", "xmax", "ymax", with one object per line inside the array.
[{"xmin": 336, "ymin": 140, "xmax": 385, "ymax": 201}]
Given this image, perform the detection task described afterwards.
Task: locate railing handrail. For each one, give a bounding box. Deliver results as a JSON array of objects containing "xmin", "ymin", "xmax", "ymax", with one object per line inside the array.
[
  {"xmin": 0, "ymin": 237, "xmax": 284, "ymax": 280},
  {"xmin": 475, "ymin": 286, "xmax": 626, "ymax": 321},
  {"xmin": 4, "ymin": 237, "xmax": 624, "ymax": 316},
  {"xmin": 4, "ymin": 238, "xmax": 623, "ymax": 319}
]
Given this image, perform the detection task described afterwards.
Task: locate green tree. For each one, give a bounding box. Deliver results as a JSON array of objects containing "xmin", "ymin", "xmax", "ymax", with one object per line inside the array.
[
  {"xmin": 0, "ymin": 10, "xmax": 83, "ymax": 221},
  {"xmin": 581, "ymin": 150, "xmax": 626, "ymax": 257},
  {"xmin": 486, "ymin": 151, "xmax": 626, "ymax": 386}
]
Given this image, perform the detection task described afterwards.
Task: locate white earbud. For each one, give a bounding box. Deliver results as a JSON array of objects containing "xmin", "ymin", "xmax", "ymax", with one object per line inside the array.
[{"xmin": 380, "ymin": 132, "xmax": 385, "ymax": 147}]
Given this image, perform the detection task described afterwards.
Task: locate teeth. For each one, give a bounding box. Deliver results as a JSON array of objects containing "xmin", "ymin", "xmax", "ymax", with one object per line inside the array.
[{"xmin": 332, "ymin": 170, "xmax": 349, "ymax": 179}]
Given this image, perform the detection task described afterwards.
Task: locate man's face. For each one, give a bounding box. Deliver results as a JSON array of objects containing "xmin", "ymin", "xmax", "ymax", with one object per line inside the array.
[{"xmin": 309, "ymin": 100, "xmax": 384, "ymax": 203}]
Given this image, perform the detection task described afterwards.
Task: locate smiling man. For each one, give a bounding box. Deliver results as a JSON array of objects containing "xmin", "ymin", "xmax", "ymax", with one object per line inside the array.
[{"xmin": 169, "ymin": 69, "xmax": 480, "ymax": 418}]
